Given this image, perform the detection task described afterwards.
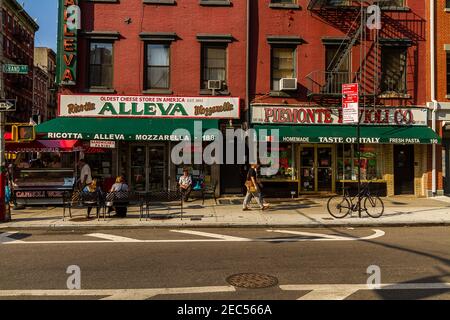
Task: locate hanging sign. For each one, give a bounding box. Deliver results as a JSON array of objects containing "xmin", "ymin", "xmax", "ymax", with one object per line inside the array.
[{"xmin": 57, "ymin": 0, "xmax": 80, "ymax": 85}]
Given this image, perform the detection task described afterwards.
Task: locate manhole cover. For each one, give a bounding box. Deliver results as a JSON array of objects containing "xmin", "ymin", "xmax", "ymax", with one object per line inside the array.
[
  {"xmin": 69, "ymin": 217, "xmax": 96, "ymax": 222},
  {"xmin": 226, "ymin": 273, "xmax": 278, "ymax": 289}
]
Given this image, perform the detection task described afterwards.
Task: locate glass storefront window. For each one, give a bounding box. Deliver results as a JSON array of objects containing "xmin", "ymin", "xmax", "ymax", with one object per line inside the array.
[
  {"xmin": 175, "ymin": 144, "xmax": 212, "ymax": 188},
  {"xmin": 261, "ymin": 144, "xmax": 296, "ymax": 180},
  {"xmin": 337, "ymin": 144, "xmax": 382, "ymax": 181}
]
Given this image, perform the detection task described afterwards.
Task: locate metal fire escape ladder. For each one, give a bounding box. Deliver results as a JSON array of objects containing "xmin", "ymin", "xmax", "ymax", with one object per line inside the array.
[{"xmin": 323, "ymin": 11, "xmax": 363, "ymax": 94}]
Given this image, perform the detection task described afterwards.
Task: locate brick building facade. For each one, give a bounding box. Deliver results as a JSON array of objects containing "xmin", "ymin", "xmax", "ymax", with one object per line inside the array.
[
  {"xmin": 248, "ymin": 0, "xmax": 436, "ymax": 197},
  {"xmin": 429, "ymin": 0, "xmax": 450, "ymax": 195},
  {"xmin": 34, "ymin": 47, "xmax": 57, "ymax": 121},
  {"xmin": 0, "ymin": 0, "xmax": 38, "ymax": 122},
  {"xmin": 37, "ymin": 0, "xmax": 441, "ymax": 197}
]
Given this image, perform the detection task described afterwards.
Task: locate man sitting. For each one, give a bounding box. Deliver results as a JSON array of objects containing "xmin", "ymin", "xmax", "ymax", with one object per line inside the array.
[{"xmin": 179, "ymin": 168, "xmax": 193, "ymax": 202}]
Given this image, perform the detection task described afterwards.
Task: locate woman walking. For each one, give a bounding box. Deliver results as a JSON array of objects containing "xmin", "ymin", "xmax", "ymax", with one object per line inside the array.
[{"xmin": 242, "ymin": 163, "xmax": 269, "ymax": 211}]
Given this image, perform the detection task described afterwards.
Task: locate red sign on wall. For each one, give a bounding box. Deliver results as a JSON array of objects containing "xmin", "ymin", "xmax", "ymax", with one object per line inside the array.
[{"xmin": 342, "ymin": 83, "xmax": 359, "ymax": 124}]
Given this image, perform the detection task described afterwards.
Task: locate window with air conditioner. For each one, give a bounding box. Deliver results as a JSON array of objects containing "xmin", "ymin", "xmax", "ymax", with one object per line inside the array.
[
  {"xmin": 201, "ymin": 44, "xmax": 227, "ymax": 91},
  {"xmin": 271, "ymin": 47, "xmax": 296, "ymax": 91}
]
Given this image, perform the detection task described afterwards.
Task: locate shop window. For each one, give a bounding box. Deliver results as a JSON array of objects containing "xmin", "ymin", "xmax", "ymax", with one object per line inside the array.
[
  {"xmin": 260, "ymin": 144, "xmax": 296, "ymax": 180},
  {"xmin": 88, "ymin": 41, "xmax": 113, "ymax": 89},
  {"xmin": 381, "ymin": 46, "xmax": 407, "ymax": 95},
  {"xmin": 175, "ymin": 143, "xmax": 213, "ymax": 188},
  {"xmin": 201, "ymin": 44, "xmax": 227, "ymax": 91},
  {"xmin": 271, "ymin": 47, "xmax": 296, "ymax": 91},
  {"xmin": 145, "ymin": 43, "xmax": 170, "ymax": 90},
  {"xmin": 337, "ymin": 144, "xmax": 383, "ymax": 181}
]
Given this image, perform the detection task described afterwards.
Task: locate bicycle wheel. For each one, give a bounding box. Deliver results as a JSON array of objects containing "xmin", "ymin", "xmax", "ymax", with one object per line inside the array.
[
  {"xmin": 364, "ymin": 196, "xmax": 384, "ymax": 218},
  {"xmin": 327, "ymin": 196, "xmax": 351, "ymax": 219}
]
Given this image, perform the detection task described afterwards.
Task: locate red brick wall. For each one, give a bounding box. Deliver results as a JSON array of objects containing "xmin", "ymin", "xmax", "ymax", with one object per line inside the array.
[
  {"xmin": 65, "ymin": 1, "xmax": 247, "ymax": 104},
  {"xmin": 250, "ymin": 1, "xmax": 428, "ymax": 106}
]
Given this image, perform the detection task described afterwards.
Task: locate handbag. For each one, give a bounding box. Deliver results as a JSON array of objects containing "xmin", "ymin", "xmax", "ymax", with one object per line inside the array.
[{"xmin": 245, "ymin": 180, "xmax": 257, "ymax": 193}]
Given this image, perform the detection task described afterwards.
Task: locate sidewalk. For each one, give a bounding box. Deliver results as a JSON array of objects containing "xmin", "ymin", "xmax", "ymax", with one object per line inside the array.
[{"xmin": 1, "ymin": 196, "xmax": 450, "ymax": 229}]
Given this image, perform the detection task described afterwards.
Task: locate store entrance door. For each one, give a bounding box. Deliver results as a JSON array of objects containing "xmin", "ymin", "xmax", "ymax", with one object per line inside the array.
[
  {"xmin": 300, "ymin": 145, "xmax": 334, "ymax": 193},
  {"xmin": 394, "ymin": 145, "xmax": 414, "ymax": 195},
  {"xmin": 129, "ymin": 144, "xmax": 166, "ymax": 193}
]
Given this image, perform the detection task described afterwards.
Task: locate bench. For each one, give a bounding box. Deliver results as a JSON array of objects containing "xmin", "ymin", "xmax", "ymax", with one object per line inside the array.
[{"xmin": 63, "ymin": 190, "xmax": 106, "ymax": 221}]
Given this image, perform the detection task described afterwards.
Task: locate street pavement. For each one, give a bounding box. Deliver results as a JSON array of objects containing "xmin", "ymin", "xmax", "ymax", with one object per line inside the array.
[
  {"xmin": 1, "ymin": 195, "xmax": 450, "ymax": 229},
  {"xmin": 1, "ymin": 226, "xmax": 450, "ymax": 300}
]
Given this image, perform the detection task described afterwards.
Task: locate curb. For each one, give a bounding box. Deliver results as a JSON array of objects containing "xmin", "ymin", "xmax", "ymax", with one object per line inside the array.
[{"xmin": 1, "ymin": 221, "xmax": 450, "ymax": 231}]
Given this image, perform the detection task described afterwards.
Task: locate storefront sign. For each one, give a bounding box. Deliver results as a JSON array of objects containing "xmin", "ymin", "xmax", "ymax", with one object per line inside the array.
[
  {"xmin": 47, "ymin": 132, "xmax": 216, "ymax": 142},
  {"xmin": 59, "ymin": 95, "xmax": 240, "ymax": 119},
  {"xmin": 251, "ymin": 105, "xmax": 428, "ymax": 126},
  {"xmin": 342, "ymin": 83, "xmax": 359, "ymax": 124},
  {"xmin": 90, "ymin": 140, "xmax": 116, "ymax": 148},
  {"xmin": 57, "ymin": 0, "xmax": 80, "ymax": 85}
]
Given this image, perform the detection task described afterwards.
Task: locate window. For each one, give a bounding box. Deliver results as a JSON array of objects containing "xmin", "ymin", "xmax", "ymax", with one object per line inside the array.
[
  {"xmin": 337, "ymin": 144, "xmax": 382, "ymax": 181},
  {"xmin": 201, "ymin": 44, "xmax": 227, "ymax": 90},
  {"xmin": 447, "ymin": 0, "xmax": 450, "ymax": 9},
  {"xmin": 145, "ymin": 44, "xmax": 170, "ymax": 90},
  {"xmin": 380, "ymin": 0, "xmax": 404, "ymax": 7},
  {"xmin": 325, "ymin": 45, "xmax": 349, "ymax": 93},
  {"xmin": 271, "ymin": 47, "xmax": 295, "ymax": 91},
  {"xmin": 381, "ymin": 46, "xmax": 407, "ymax": 94},
  {"xmin": 88, "ymin": 42, "xmax": 113, "ymax": 88},
  {"xmin": 447, "ymin": 51, "xmax": 450, "ymax": 95}
]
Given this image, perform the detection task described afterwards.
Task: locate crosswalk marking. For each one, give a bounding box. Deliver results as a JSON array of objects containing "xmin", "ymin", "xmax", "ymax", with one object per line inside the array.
[
  {"xmin": 0, "ymin": 232, "xmax": 23, "ymax": 244},
  {"xmin": 1, "ymin": 229, "xmax": 384, "ymax": 245},
  {"xmin": 280, "ymin": 283, "xmax": 450, "ymax": 300},
  {"xmin": 170, "ymin": 230, "xmax": 250, "ymax": 241},
  {"xmin": 86, "ymin": 233, "xmax": 140, "ymax": 242},
  {"xmin": 267, "ymin": 229, "xmax": 385, "ymax": 241},
  {"xmin": 0, "ymin": 286, "xmax": 236, "ymax": 300}
]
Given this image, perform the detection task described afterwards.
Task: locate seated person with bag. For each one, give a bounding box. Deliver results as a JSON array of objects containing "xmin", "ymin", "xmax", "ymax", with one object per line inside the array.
[{"xmin": 106, "ymin": 176, "xmax": 129, "ymax": 217}]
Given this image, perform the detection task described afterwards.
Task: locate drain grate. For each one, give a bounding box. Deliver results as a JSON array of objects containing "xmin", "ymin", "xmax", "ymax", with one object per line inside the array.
[{"xmin": 226, "ymin": 273, "xmax": 278, "ymax": 289}]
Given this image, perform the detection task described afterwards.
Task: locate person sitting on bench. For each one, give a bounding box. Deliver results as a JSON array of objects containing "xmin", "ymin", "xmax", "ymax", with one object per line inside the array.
[
  {"xmin": 179, "ymin": 168, "xmax": 193, "ymax": 202},
  {"xmin": 106, "ymin": 176, "xmax": 129, "ymax": 217}
]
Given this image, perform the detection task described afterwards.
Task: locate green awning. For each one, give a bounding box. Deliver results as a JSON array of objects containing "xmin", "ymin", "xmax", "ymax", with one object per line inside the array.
[
  {"xmin": 36, "ymin": 117, "xmax": 219, "ymax": 141},
  {"xmin": 254, "ymin": 125, "xmax": 441, "ymax": 144}
]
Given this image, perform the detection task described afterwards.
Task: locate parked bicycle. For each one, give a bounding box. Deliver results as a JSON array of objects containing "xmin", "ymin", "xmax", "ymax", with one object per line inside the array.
[{"xmin": 327, "ymin": 181, "xmax": 384, "ymax": 219}]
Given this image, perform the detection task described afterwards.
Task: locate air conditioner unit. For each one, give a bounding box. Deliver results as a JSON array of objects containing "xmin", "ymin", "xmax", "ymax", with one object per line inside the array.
[
  {"xmin": 280, "ymin": 78, "xmax": 298, "ymax": 91},
  {"xmin": 208, "ymin": 80, "xmax": 222, "ymax": 90}
]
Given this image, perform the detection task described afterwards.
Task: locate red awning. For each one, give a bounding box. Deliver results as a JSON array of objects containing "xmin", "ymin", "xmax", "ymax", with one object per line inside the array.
[{"xmin": 6, "ymin": 140, "xmax": 80, "ymax": 153}]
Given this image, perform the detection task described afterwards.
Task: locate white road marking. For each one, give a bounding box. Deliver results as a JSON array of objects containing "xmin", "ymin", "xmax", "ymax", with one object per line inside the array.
[
  {"xmin": 0, "ymin": 232, "xmax": 23, "ymax": 244},
  {"xmin": 280, "ymin": 283, "xmax": 450, "ymax": 300},
  {"xmin": 170, "ymin": 229, "xmax": 250, "ymax": 241},
  {"xmin": 267, "ymin": 229, "xmax": 385, "ymax": 241},
  {"xmin": 0, "ymin": 286, "xmax": 236, "ymax": 300},
  {"xmin": 86, "ymin": 233, "xmax": 140, "ymax": 242},
  {"xmin": 0, "ymin": 229, "xmax": 384, "ymax": 245}
]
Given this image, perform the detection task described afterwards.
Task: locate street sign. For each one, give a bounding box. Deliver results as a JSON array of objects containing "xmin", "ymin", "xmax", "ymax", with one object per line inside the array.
[
  {"xmin": 2, "ymin": 64, "xmax": 28, "ymax": 74},
  {"xmin": 0, "ymin": 99, "xmax": 16, "ymax": 112},
  {"xmin": 342, "ymin": 83, "xmax": 359, "ymax": 124}
]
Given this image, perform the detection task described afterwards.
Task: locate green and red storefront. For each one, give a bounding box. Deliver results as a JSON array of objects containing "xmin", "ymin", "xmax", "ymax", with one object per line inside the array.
[
  {"xmin": 251, "ymin": 104, "xmax": 441, "ymax": 198},
  {"xmin": 36, "ymin": 94, "xmax": 241, "ymax": 196}
]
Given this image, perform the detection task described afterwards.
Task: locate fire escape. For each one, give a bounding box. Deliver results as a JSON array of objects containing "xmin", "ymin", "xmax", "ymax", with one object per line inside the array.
[{"xmin": 306, "ymin": 0, "xmax": 379, "ymax": 105}]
